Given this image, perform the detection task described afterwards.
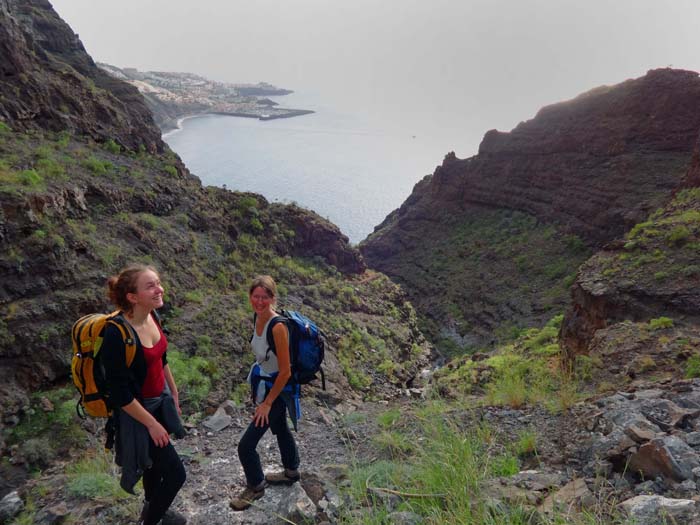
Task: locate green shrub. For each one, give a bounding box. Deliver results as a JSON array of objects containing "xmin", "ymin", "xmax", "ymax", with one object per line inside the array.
[
  {"xmin": 196, "ymin": 334, "xmax": 213, "ymax": 355},
  {"xmin": 636, "ymin": 355, "xmax": 656, "ymax": 372},
  {"xmin": 0, "ymin": 318, "xmax": 15, "ymax": 346},
  {"xmin": 51, "ymin": 234, "xmax": 65, "ymax": 248},
  {"xmin": 30, "ymin": 229, "xmax": 47, "ymax": 241},
  {"xmin": 167, "ymin": 350, "xmax": 218, "ymax": 409},
  {"xmin": 562, "ymin": 273, "xmax": 577, "ymax": 288},
  {"xmin": 574, "ymin": 354, "xmax": 599, "ymax": 382},
  {"xmin": 137, "ymin": 214, "xmax": 160, "ymax": 230},
  {"xmin": 230, "ymin": 382, "xmax": 250, "ymax": 406},
  {"xmin": 18, "ymin": 169, "xmax": 43, "ymax": 186},
  {"xmin": 66, "ymin": 452, "xmax": 127, "ymax": 500},
  {"xmin": 377, "ymin": 408, "xmax": 401, "ymax": 429},
  {"xmin": 515, "ymin": 429, "xmax": 538, "ymax": 457},
  {"xmin": 0, "ymin": 121, "xmax": 11, "ymax": 133},
  {"xmin": 8, "ymin": 387, "xmax": 84, "ymax": 450},
  {"xmin": 564, "ymin": 234, "xmax": 587, "ymax": 253},
  {"xmin": 103, "ymin": 139, "xmax": 121, "ymax": 154},
  {"xmin": 35, "ymin": 158, "xmax": 65, "ymax": 178},
  {"xmin": 667, "ymin": 225, "xmax": 691, "ymax": 247},
  {"xmin": 249, "ymin": 217, "xmax": 264, "ymax": 232},
  {"xmin": 686, "ymin": 354, "xmax": 700, "ymax": 379},
  {"xmin": 20, "ymin": 437, "xmax": 54, "ymax": 469},
  {"xmin": 183, "ymin": 290, "xmax": 204, "ymax": 304},
  {"xmin": 629, "ymin": 221, "xmax": 653, "ymax": 239},
  {"xmin": 82, "ymin": 156, "xmax": 111, "ymax": 175},
  {"xmin": 54, "ymin": 130, "xmax": 70, "ymax": 147},
  {"xmin": 486, "ymin": 369, "xmax": 528, "ymax": 408},
  {"xmin": 649, "ymin": 317, "xmax": 673, "ymax": 330},
  {"xmin": 164, "ymin": 165, "xmax": 178, "ymax": 177},
  {"xmin": 490, "ymin": 454, "xmax": 519, "ymax": 477},
  {"xmin": 238, "ymin": 195, "xmax": 259, "ymax": 210},
  {"xmin": 373, "ymin": 431, "xmax": 415, "ymax": 457},
  {"xmin": 682, "ymin": 265, "xmax": 700, "ymax": 277}
]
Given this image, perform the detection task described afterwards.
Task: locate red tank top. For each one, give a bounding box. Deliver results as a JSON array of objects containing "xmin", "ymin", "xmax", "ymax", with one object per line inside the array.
[{"xmin": 141, "ymin": 322, "xmax": 167, "ymax": 398}]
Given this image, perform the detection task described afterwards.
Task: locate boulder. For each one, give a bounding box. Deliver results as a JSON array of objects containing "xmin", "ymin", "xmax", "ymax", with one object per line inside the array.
[
  {"xmin": 621, "ymin": 495, "xmax": 697, "ymax": 525},
  {"xmin": 0, "ymin": 491, "xmax": 23, "ymax": 523},
  {"xmin": 640, "ymin": 399, "xmax": 699, "ymax": 431},
  {"xmin": 202, "ymin": 407, "xmax": 232, "ymax": 432},
  {"xmin": 628, "ymin": 436, "xmax": 700, "ymax": 482},
  {"xmin": 541, "ymin": 479, "xmax": 595, "ymax": 513},
  {"xmin": 276, "ymin": 483, "xmax": 316, "ymax": 524}
]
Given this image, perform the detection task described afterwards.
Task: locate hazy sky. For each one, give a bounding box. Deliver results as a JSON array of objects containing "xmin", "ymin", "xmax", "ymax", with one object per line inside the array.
[{"xmin": 50, "ymin": 0, "xmax": 700, "ymax": 156}]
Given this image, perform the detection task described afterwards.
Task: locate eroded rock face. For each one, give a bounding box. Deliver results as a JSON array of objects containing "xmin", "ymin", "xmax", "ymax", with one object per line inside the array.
[
  {"xmin": 0, "ymin": 0, "xmax": 163, "ymax": 151},
  {"xmin": 363, "ymin": 69, "xmax": 700, "ymax": 349},
  {"xmin": 270, "ymin": 203, "xmax": 366, "ymax": 275},
  {"xmin": 560, "ymin": 180, "xmax": 700, "ymax": 360},
  {"xmin": 682, "ymin": 130, "xmax": 700, "ymax": 188}
]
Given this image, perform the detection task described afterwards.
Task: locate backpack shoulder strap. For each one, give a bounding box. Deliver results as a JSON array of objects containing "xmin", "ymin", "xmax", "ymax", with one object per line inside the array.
[
  {"xmin": 106, "ymin": 313, "xmax": 138, "ymax": 367},
  {"xmin": 266, "ymin": 314, "xmax": 287, "ymax": 355}
]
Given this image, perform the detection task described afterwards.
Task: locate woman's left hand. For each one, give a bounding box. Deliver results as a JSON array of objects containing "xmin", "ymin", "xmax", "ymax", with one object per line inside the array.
[{"xmin": 253, "ymin": 402, "xmax": 271, "ymax": 427}]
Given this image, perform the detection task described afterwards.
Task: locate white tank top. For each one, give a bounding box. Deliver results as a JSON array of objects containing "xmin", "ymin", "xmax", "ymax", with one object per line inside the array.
[{"xmin": 251, "ymin": 316, "xmax": 279, "ymax": 375}]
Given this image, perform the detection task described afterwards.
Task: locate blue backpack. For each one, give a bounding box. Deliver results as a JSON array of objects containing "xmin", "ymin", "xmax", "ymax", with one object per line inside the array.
[{"xmin": 255, "ymin": 310, "xmax": 326, "ymax": 388}]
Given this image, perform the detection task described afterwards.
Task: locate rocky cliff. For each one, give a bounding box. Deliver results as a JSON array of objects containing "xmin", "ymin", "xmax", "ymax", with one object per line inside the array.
[
  {"xmin": 362, "ymin": 69, "xmax": 700, "ymax": 353},
  {"xmin": 559, "ymin": 174, "xmax": 700, "ymax": 382},
  {"xmin": 0, "ymin": 0, "xmax": 162, "ymax": 152}
]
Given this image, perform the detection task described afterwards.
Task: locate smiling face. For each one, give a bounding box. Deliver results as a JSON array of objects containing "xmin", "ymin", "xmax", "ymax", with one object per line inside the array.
[
  {"xmin": 249, "ymin": 285, "xmax": 274, "ymax": 316},
  {"xmin": 127, "ymin": 269, "xmax": 164, "ymax": 311}
]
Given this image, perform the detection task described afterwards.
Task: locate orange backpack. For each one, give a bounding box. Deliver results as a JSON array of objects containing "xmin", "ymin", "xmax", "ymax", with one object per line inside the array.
[{"xmin": 71, "ymin": 311, "xmax": 136, "ymax": 418}]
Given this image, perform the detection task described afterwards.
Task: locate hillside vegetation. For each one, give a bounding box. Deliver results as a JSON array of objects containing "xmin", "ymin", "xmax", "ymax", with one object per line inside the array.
[{"xmin": 0, "ymin": 122, "xmax": 430, "ymax": 472}]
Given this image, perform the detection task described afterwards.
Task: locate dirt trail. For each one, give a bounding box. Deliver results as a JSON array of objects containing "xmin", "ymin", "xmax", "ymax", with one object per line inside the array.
[{"xmin": 170, "ymin": 397, "xmax": 356, "ymax": 524}]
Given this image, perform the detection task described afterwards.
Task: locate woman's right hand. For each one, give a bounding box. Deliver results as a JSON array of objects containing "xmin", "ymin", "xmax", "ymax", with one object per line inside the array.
[{"xmin": 147, "ymin": 421, "xmax": 170, "ymax": 447}]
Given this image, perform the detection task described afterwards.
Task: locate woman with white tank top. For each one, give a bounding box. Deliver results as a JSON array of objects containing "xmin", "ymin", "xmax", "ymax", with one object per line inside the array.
[{"xmin": 230, "ymin": 275, "xmax": 301, "ymax": 511}]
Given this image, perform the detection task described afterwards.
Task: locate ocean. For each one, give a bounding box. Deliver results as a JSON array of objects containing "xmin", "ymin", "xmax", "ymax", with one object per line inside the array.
[{"xmin": 163, "ymin": 91, "xmax": 451, "ymax": 244}]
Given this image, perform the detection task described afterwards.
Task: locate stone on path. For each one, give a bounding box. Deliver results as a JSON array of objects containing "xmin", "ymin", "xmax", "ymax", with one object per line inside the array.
[
  {"xmin": 0, "ymin": 491, "xmax": 23, "ymax": 523},
  {"xmin": 628, "ymin": 435, "xmax": 700, "ymax": 482},
  {"xmin": 276, "ymin": 483, "xmax": 316, "ymax": 524},
  {"xmin": 621, "ymin": 495, "xmax": 697, "ymax": 525},
  {"xmin": 541, "ymin": 479, "xmax": 594, "ymax": 513},
  {"xmin": 203, "ymin": 405, "xmax": 233, "ymax": 432}
]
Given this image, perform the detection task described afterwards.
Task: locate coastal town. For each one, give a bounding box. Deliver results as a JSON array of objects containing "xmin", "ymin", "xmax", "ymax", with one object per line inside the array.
[{"xmin": 97, "ymin": 63, "xmax": 313, "ymax": 132}]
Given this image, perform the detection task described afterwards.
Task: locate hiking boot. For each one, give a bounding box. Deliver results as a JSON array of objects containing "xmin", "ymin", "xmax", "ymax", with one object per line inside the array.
[
  {"xmin": 160, "ymin": 508, "xmax": 187, "ymax": 525},
  {"xmin": 229, "ymin": 482, "xmax": 266, "ymax": 511},
  {"xmin": 265, "ymin": 468, "xmax": 300, "ymax": 485}
]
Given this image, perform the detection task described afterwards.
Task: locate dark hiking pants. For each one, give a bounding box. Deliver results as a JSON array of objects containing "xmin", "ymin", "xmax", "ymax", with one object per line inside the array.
[
  {"xmin": 237, "ymin": 396, "xmax": 299, "ymax": 487},
  {"xmin": 143, "ymin": 440, "xmax": 186, "ymax": 525}
]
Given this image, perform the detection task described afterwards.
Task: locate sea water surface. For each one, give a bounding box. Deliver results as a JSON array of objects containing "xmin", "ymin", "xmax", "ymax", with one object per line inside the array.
[{"xmin": 164, "ymin": 92, "xmax": 450, "ymax": 243}]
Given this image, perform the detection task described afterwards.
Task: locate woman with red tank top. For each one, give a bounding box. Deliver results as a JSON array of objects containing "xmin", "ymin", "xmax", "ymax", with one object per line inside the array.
[{"xmin": 101, "ymin": 264, "xmax": 187, "ymax": 525}]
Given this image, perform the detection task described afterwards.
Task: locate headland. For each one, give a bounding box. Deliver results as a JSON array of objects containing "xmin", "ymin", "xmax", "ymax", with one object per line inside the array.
[{"xmin": 98, "ymin": 63, "xmax": 314, "ymax": 133}]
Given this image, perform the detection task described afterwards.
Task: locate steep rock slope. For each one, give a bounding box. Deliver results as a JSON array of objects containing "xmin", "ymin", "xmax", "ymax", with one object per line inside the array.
[
  {"xmin": 362, "ymin": 69, "xmax": 700, "ymax": 352},
  {"xmin": 560, "ymin": 176, "xmax": 700, "ymax": 383},
  {"xmin": 0, "ymin": 0, "xmax": 161, "ymax": 151}
]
